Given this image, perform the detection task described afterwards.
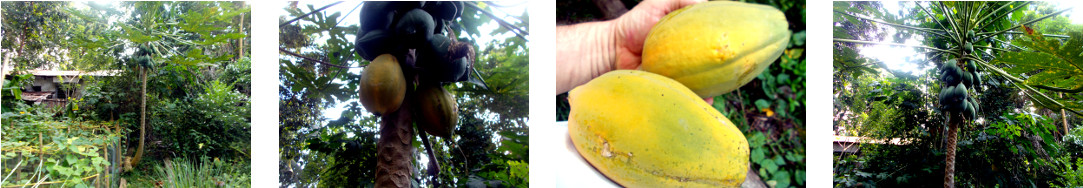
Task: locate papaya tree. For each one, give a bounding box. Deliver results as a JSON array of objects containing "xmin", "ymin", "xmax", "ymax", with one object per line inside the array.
[
  {"xmin": 834, "ymin": 1, "xmax": 1081, "ymax": 187},
  {"xmin": 100, "ymin": 1, "xmax": 249, "ymax": 168},
  {"xmin": 279, "ymin": 2, "xmax": 528, "ymax": 187}
]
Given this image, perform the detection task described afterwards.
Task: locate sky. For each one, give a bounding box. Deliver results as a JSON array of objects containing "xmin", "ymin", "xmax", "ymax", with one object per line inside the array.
[{"xmin": 858, "ymin": 1, "xmax": 1083, "ymax": 76}]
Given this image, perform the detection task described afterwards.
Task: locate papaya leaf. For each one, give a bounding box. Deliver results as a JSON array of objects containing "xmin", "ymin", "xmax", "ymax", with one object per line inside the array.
[{"xmin": 994, "ymin": 31, "xmax": 1083, "ymax": 91}]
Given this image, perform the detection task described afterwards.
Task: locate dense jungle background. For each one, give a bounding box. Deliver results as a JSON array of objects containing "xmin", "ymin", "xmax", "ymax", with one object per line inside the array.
[
  {"xmin": 832, "ymin": 1, "xmax": 1083, "ymax": 187},
  {"xmin": 2, "ymin": 2, "xmax": 251, "ymax": 187}
]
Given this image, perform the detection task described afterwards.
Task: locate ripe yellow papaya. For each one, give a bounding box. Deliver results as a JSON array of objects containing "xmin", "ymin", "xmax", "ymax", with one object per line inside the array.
[
  {"xmin": 360, "ymin": 54, "xmax": 406, "ymax": 116},
  {"xmin": 568, "ymin": 70, "xmax": 749, "ymax": 187},
  {"xmin": 415, "ymin": 83, "xmax": 458, "ymax": 138},
  {"xmin": 641, "ymin": 1, "xmax": 790, "ymax": 98}
]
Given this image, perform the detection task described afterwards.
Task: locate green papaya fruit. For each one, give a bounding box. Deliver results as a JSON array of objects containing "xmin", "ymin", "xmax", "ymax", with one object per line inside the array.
[
  {"xmin": 429, "ymin": 34, "xmax": 452, "ymax": 60},
  {"xmin": 424, "ymin": 1, "xmax": 459, "ymax": 33},
  {"xmin": 973, "ymin": 71, "xmax": 982, "ymax": 87},
  {"xmin": 359, "ymin": 2, "xmax": 397, "ymax": 33},
  {"xmin": 967, "ymin": 30, "xmax": 975, "ymax": 39},
  {"xmin": 939, "ymin": 85, "xmax": 954, "ymax": 105},
  {"xmin": 962, "ymin": 70, "xmax": 974, "ymax": 88},
  {"xmin": 395, "ymin": 9, "xmax": 435, "ymax": 47},
  {"xmin": 963, "ymin": 42, "xmax": 973, "ymax": 54},
  {"xmin": 966, "ymin": 60, "xmax": 977, "ymax": 72},
  {"xmin": 962, "ymin": 100, "xmax": 974, "ymax": 119},
  {"xmin": 942, "ymin": 84, "xmax": 968, "ymax": 112},
  {"xmin": 953, "ymin": 84, "xmax": 968, "ymax": 101},
  {"xmin": 940, "ymin": 61, "xmax": 964, "ymax": 86},
  {"xmin": 417, "ymin": 35, "xmax": 468, "ymax": 83},
  {"xmin": 355, "ymin": 29, "xmax": 399, "ymax": 61},
  {"xmin": 415, "ymin": 83, "xmax": 458, "ymax": 138}
]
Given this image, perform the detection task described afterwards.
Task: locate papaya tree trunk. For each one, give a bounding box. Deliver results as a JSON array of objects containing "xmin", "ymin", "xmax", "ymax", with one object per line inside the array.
[
  {"xmin": 944, "ymin": 115, "xmax": 960, "ymax": 188},
  {"xmin": 237, "ymin": 2, "xmax": 246, "ymax": 59},
  {"xmin": 132, "ymin": 67, "xmax": 147, "ymax": 167},
  {"xmin": 1061, "ymin": 93, "xmax": 1069, "ymax": 137},
  {"xmin": 375, "ymin": 96, "xmax": 415, "ymax": 188}
]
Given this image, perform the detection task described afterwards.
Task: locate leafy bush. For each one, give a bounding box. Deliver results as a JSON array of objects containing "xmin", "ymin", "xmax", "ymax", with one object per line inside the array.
[{"xmin": 154, "ymin": 80, "xmax": 250, "ymax": 159}]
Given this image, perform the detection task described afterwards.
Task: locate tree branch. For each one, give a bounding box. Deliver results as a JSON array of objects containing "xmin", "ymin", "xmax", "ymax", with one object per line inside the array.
[
  {"xmin": 279, "ymin": 48, "xmax": 361, "ymax": 69},
  {"xmin": 975, "ymin": 2, "xmax": 1030, "ymax": 30},
  {"xmin": 418, "ymin": 131, "xmax": 441, "ymax": 187},
  {"xmin": 464, "ymin": 2, "xmax": 528, "ymax": 41},
  {"xmin": 833, "ymin": 38, "xmax": 954, "ymax": 54},
  {"xmin": 280, "ymin": 1, "xmax": 344, "ymax": 28},
  {"xmin": 915, "ymin": 2, "xmax": 960, "ymax": 43},
  {"xmin": 977, "ymin": 8, "xmax": 1073, "ymax": 42},
  {"xmin": 982, "ymin": 31, "xmax": 1071, "ymax": 39},
  {"xmin": 834, "ymin": 10, "xmax": 950, "ymax": 39}
]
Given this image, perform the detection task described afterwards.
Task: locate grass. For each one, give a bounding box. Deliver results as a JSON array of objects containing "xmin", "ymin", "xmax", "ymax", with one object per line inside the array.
[{"xmin": 124, "ymin": 157, "xmax": 250, "ymax": 187}]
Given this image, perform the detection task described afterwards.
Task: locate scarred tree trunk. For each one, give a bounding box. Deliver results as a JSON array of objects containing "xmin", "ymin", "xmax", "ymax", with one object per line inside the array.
[
  {"xmin": 944, "ymin": 114, "xmax": 960, "ymax": 188},
  {"xmin": 375, "ymin": 96, "xmax": 415, "ymax": 188}
]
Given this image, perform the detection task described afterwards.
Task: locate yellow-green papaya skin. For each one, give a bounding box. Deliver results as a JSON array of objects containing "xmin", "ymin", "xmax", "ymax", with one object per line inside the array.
[
  {"xmin": 359, "ymin": 54, "xmax": 407, "ymax": 116},
  {"xmin": 568, "ymin": 70, "xmax": 749, "ymax": 187},
  {"xmin": 415, "ymin": 83, "xmax": 458, "ymax": 138},
  {"xmin": 641, "ymin": 1, "xmax": 790, "ymax": 98}
]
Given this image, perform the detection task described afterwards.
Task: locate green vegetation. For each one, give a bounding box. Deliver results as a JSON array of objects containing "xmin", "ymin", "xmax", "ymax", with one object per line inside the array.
[
  {"xmin": 833, "ymin": 1, "xmax": 1083, "ymax": 187},
  {"xmin": 2, "ymin": 2, "xmax": 250, "ymax": 187},
  {"xmin": 279, "ymin": 2, "xmax": 528, "ymax": 187}
]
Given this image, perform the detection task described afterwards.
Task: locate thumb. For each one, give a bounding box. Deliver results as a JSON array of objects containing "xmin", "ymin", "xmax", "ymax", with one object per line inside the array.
[{"xmin": 615, "ymin": 0, "xmax": 706, "ymax": 54}]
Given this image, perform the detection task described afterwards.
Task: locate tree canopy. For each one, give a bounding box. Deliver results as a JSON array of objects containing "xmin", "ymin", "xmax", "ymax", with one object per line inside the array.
[
  {"xmin": 278, "ymin": 2, "xmax": 529, "ymax": 187},
  {"xmin": 833, "ymin": 1, "xmax": 1083, "ymax": 187}
]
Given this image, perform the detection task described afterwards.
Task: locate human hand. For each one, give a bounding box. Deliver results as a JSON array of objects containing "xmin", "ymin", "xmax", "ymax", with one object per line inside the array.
[
  {"xmin": 556, "ymin": 0, "xmax": 705, "ymax": 94},
  {"xmin": 610, "ymin": 0, "xmax": 706, "ymax": 70}
]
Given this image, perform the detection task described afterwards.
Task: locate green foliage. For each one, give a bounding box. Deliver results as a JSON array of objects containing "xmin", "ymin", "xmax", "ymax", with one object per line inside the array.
[
  {"xmin": 152, "ymin": 79, "xmax": 250, "ymax": 159},
  {"xmin": 1, "ymin": 74, "xmax": 33, "ymax": 112},
  {"xmin": 3, "ymin": 2, "xmax": 250, "ymax": 187},
  {"xmin": 1, "ymin": 2, "xmax": 71, "ymax": 70},
  {"xmin": 1050, "ymin": 157, "xmax": 1083, "ymax": 188},
  {"xmin": 134, "ymin": 157, "xmax": 250, "ymax": 187},
  {"xmin": 955, "ymin": 112, "xmax": 1062, "ymax": 187},
  {"xmin": 993, "ymin": 31, "xmax": 1083, "ymax": 111},
  {"xmin": 1052, "ymin": 126, "xmax": 1083, "ymax": 187},
  {"xmin": 718, "ymin": 0, "xmax": 807, "ymax": 186},
  {"xmin": 832, "ymin": 73, "xmax": 945, "ymax": 187},
  {"xmin": 1, "ymin": 104, "xmax": 119, "ymax": 187},
  {"xmin": 279, "ymin": 2, "xmax": 528, "ymax": 187},
  {"xmin": 833, "ymin": 1, "xmax": 1083, "ymax": 186}
]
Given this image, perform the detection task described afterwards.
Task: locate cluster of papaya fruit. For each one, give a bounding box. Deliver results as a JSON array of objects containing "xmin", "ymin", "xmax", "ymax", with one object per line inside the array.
[
  {"xmin": 567, "ymin": 2, "xmax": 790, "ymax": 187},
  {"xmin": 132, "ymin": 44, "xmax": 155, "ymax": 67},
  {"xmin": 938, "ymin": 58, "xmax": 981, "ymax": 120},
  {"xmin": 356, "ymin": 1, "xmax": 473, "ymax": 138},
  {"xmin": 937, "ymin": 30, "xmax": 982, "ymax": 120}
]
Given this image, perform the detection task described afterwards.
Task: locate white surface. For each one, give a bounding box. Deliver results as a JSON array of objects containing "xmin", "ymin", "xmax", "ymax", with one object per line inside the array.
[{"xmin": 554, "ymin": 121, "xmax": 620, "ymax": 188}]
